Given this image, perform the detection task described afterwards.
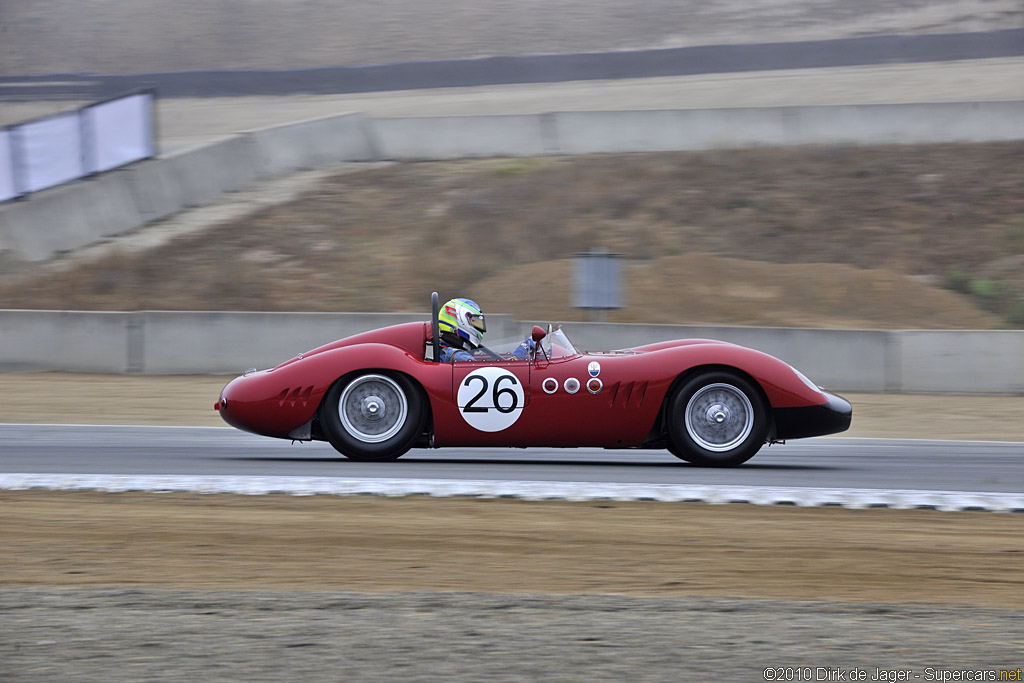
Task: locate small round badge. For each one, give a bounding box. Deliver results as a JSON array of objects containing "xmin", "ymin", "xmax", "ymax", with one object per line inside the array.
[
  {"xmin": 588, "ymin": 361, "xmax": 601, "ymax": 378},
  {"xmin": 587, "ymin": 378, "xmax": 603, "ymax": 394},
  {"xmin": 542, "ymin": 377, "xmax": 558, "ymax": 394},
  {"xmin": 564, "ymin": 378, "xmax": 580, "ymax": 394}
]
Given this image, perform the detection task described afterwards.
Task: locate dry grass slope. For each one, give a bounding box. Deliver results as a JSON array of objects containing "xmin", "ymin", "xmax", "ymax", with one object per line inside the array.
[{"xmin": 3, "ymin": 144, "xmax": 1022, "ymax": 328}]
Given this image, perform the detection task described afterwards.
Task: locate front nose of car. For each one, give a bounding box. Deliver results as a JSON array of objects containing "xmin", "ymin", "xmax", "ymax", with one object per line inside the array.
[{"xmin": 215, "ymin": 374, "xmax": 262, "ymax": 434}]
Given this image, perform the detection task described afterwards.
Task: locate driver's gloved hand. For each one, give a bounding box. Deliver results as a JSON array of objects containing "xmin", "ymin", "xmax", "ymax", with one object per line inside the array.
[{"xmin": 510, "ymin": 337, "xmax": 536, "ymax": 360}]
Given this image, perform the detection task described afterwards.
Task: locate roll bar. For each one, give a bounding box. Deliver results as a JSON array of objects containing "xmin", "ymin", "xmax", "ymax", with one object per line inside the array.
[{"xmin": 431, "ymin": 291, "xmax": 441, "ymax": 363}]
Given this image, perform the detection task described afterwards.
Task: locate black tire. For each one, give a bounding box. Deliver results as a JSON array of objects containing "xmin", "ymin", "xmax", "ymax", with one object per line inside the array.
[
  {"xmin": 667, "ymin": 371, "xmax": 768, "ymax": 467},
  {"xmin": 319, "ymin": 372, "xmax": 425, "ymax": 461}
]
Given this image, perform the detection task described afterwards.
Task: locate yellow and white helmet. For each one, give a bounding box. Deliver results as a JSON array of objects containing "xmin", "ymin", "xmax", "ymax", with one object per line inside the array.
[{"xmin": 438, "ymin": 298, "xmax": 486, "ymax": 347}]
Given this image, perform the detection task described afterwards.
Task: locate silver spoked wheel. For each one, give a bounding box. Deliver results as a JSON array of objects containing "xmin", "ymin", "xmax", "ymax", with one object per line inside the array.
[
  {"xmin": 338, "ymin": 374, "xmax": 408, "ymax": 444},
  {"xmin": 684, "ymin": 383, "xmax": 754, "ymax": 452}
]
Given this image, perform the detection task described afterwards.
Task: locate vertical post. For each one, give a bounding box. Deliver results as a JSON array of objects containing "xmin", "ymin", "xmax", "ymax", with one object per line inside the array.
[
  {"xmin": 0, "ymin": 126, "xmax": 19, "ymax": 202},
  {"xmin": 431, "ymin": 291, "xmax": 441, "ymax": 363},
  {"xmin": 572, "ymin": 248, "xmax": 624, "ymax": 322}
]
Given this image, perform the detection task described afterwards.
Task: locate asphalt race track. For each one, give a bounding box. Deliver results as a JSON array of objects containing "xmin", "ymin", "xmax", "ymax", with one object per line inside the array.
[
  {"xmin": 2, "ymin": 29, "xmax": 1021, "ymax": 100},
  {"xmin": 2, "ymin": 424, "xmax": 1022, "ymax": 495}
]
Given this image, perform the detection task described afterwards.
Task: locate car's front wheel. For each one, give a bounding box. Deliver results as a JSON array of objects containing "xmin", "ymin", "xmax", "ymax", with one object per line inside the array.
[
  {"xmin": 667, "ymin": 371, "xmax": 768, "ymax": 467},
  {"xmin": 320, "ymin": 372, "xmax": 425, "ymax": 461}
]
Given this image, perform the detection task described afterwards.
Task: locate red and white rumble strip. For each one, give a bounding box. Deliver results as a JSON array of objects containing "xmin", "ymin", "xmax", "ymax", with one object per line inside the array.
[{"xmin": 1, "ymin": 474, "xmax": 1022, "ymax": 512}]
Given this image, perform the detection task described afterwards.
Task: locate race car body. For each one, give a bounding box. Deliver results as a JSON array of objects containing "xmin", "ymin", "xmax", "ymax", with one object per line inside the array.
[{"xmin": 217, "ymin": 294, "xmax": 851, "ymax": 467}]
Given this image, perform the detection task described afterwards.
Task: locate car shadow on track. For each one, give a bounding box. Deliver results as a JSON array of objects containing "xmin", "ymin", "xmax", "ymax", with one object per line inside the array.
[{"xmin": 221, "ymin": 455, "xmax": 839, "ymax": 470}]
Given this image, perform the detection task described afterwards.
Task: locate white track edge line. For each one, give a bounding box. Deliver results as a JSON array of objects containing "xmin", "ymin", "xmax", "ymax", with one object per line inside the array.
[{"xmin": 2, "ymin": 474, "xmax": 1022, "ymax": 512}]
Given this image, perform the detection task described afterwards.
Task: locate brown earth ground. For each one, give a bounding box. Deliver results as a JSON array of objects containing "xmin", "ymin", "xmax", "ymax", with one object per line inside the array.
[{"xmin": 3, "ymin": 491, "xmax": 1023, "ymax": 610}]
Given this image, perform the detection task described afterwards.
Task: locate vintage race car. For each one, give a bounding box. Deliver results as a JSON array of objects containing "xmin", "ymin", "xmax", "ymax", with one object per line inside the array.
[{"xmin": 216, "ymin": 293, "xmax": 851, "ymax": 467}]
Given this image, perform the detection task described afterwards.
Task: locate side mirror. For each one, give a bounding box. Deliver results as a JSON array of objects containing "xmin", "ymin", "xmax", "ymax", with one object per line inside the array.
[{"xmin": 530, "ymin": 325, "xmax": 548, "ymax": 363}]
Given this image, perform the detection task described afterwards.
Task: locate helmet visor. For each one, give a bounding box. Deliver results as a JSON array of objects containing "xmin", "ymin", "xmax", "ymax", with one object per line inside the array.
[{"xmin": 466, "ymin": 312, "xmax": 486, "ymax": 334}]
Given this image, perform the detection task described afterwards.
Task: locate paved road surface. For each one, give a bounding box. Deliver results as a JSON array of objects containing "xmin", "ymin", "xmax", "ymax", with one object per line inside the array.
[
  {"xmin": 3, "ymin": 425, "xmax": 1022, "ymax": 493},
  {"xmin": 2, "ymin": 29, "xmax": 1020, "ymax": 100}
]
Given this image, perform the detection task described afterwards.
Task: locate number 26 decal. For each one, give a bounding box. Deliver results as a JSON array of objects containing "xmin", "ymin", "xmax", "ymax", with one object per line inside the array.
[
  {"xmin": 457, "ymin": 367, "xmax": 525, "ymax": 432},
  {"xmin": 463, "ymin": 373, "xmax": 519, "ymax": 413}
]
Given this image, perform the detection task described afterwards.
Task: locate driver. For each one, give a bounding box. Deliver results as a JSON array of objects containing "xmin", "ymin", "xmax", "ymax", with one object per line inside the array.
[{"xmin": 437, "ymin": 297, "xmax": 534, "ymax": 363}]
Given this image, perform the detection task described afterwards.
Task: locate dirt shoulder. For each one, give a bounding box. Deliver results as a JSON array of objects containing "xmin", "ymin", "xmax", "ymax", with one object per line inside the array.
[
  {"xmin": 3, "ymin": 491, "xmax": 1022, "ymax": 608},
  {"xmin": 3, "ymin": 373, "xmax": 1024, "ymax": 441}
]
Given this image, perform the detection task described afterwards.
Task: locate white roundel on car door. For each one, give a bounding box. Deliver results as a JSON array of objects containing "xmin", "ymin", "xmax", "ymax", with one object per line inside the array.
[{"xmin": 457, "ymin": 367, "xmax": 525, "ymax": 432}]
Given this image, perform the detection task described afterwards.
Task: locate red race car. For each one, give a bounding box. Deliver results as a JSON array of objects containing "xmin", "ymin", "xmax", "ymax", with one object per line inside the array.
[{"xmin": 217, "ymin": 293, "xmax": 851, "ymax": 467}]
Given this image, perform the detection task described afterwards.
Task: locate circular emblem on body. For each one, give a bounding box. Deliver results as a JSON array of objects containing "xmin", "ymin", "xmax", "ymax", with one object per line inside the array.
[
  {"xmin": 542, "ymin": 377, "xmax": 558, "ymax": 394},
  {"xmin": 564, "ymin": 377, "xmax": 581, "ymax": 394},
  {"xmin": 457, "ymin": 367, "xmax": 526, "ymax": 432},
  {"xmin": 588, "ymin": 361, "xmax": 601, "ymax": 377},
  {"xmin": 587, "ymin": 378, "xmax": 603, "ymax": 394}
]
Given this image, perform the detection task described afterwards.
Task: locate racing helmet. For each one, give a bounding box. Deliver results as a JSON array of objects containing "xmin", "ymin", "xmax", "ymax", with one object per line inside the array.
[{"xmin": 438, "ymin": 298, "xmax": 486, "ymax": 348}]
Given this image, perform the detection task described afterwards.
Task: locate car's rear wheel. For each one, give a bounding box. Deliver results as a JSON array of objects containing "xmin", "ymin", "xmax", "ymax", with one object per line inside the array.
[
  {"xmin": 320, "ymin": 372, "xmax": 425, "ymax": 461},
  {"xmin": 667, "ymin": 371, "xmax": 768, "ymax": 467}
]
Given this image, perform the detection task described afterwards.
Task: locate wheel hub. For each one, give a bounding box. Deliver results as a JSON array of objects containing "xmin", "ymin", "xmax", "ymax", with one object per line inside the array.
[
  {"xmin": 361, "ymin": 395, "xmax": 386, "ymax": 421},
  {"xmin": 706, "ymin": 404, "xmax": 730, "ymax": 424}
]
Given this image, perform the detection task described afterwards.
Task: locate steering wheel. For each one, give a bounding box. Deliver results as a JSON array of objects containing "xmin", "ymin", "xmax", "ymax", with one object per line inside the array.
[{"xmin": 474, "ymin": 345, "xmax": 504, "ymax": 361}]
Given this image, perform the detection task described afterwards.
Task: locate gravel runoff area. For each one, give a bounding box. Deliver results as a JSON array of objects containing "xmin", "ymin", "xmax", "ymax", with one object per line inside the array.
[
  {"xmin": 3, "ymin": 589, "xmax": 1023, "ymax": 682},
  {"xmin": 2, "ymin": 492, "xmax": 1024, "ymax": 682}
]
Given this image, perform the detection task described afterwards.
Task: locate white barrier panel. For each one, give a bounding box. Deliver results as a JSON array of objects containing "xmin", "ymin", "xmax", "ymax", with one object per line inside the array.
[
  {"xmin": 82, "ymin": 91, "xmax": 155, "ymax": 173},
  {"xmin": 15, "ymin": 112, "xmax": 84, "ymax": 194},
  {"xmin": 0, "ymin": 129, "xmax": 16, "ymax": 202}
]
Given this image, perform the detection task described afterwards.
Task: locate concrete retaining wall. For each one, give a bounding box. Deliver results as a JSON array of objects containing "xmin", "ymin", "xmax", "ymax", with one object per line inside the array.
[
  {"xmin": 0, "ymin": 310, "xmax": 518, "ymax": 376},
  {"xmin": 558, "ymin": 322, "xmax": 892, "ymax": 393},
  {"xmin": 3, "ymin": 102, "xmax": 1022, "ymax": 261},
  {"xmin": 373, "ymin": 114, "xmax": 557, "ymax": 159},
  {"xmin": 373, "ymin": 101, "xmax": 1024, "ymax": 159},
  {"xmin": 246, "ymin": 112, "xmax": 378, "ymax": 178},
  {"xmin": 0, "ymin": 311, "xmax": 139, "ymax": 373},
  {"xmin": 2, "ymin": 310, "xmax": 1022, "ymax": 394},
  {"xmin": 0, "ymin": 112, "xmax": 372, "ymax": 261},
  {"xmin": 899, "ymin": 331, "xmax": 1024, "ymax": 394}
]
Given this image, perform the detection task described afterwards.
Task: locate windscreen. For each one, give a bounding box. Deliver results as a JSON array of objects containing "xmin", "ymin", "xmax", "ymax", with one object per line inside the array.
[{"xmin": 543, "ymin": 326, "xmax": 578, "ymax": 359}]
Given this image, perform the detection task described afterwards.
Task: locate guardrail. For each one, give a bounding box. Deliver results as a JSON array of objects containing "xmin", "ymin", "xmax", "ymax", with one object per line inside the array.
[
  {"xmin": 2, "ymin": 101, "xmax": 1023, "ymax": 262},
  {"xmin": 2, "ymin": 310, "xmax": 1022, "ymax": 394}
]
